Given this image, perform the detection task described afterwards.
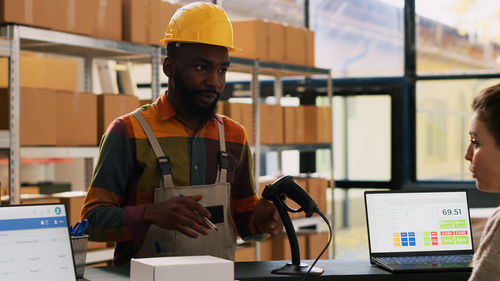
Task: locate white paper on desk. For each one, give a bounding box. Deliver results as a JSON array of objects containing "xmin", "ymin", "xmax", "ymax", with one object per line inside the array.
[{"xmin": 130, "ymin": 255, "xmax": 233, "ymax": 281}]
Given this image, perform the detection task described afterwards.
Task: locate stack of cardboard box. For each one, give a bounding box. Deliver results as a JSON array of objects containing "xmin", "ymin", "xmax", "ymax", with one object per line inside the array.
[
  {"xmin": 122, "ymin": 0, "xmax": 181, "ymax": 46},
  {"xmin": 97, "ymin": 94, "xmax": 140, "ymax": 142},
  {"xmin": 0, "ymin": 0, "xmax": 121, "ymax": 40},
  {"xmin": 0, "ymin": 89, "xmax": 139, "ymax": 146},
  {"xmin": 283, "ymin": 105, "xmax": 332, "ymax": 144},
  {"xmin": 221, "ymin": 101, "xmax": 254, "ymax": 145},
  {"xmin": 232, "ymin": 19, "xmax": 315, "ymax": 66},
  {"xmin": 219, "ymin": 101, "xmax": 331, "ymax": 145},
  {"xmin": 0, "ymin": 53, "xmax": 77, "ymax": 91}
]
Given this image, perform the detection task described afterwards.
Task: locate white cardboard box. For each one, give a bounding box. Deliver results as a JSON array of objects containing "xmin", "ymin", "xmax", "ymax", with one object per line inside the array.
[{"xmin": 130, "ymin": 255, "xmax": 234, "ymax": 281}]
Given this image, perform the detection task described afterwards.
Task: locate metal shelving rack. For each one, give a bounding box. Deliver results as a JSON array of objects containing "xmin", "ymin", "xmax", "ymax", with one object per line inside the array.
[
  {"xmin": 0, "ymin": 24, "xmax": 161, "ymax": 204},
  {"xmin": 227, "ymin": 56, "xmax": 334, "ymax": 259}
]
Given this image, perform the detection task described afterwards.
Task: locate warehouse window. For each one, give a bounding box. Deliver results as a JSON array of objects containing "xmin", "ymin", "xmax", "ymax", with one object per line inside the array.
[
  {"xmin": 222, "ymin": 0, "xmax": 305, "ymax": 27},
  {"xmin": 416, "ymin": 0, "xmax": 500, "ymax": 75},
  {"xmin": 333, "ymin": 95, "xmax": 391, "ymax": 181},
  {"xmin": 416, "ymin": 78, "xmax": 500, "ymax": 181},
  {"xmin": 310, "ymin": 0, "xmax": 404, "ymax": 77},
  {"xmin": 414, "ymin": 0, "xmax": 500, "ymax": 185}
]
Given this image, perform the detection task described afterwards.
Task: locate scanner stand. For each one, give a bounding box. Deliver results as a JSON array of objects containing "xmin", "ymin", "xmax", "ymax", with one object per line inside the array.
[
  {"xmin": 272, "ymin": 262, "xmax": 324, "ymax": 275},
  {"xmin": 262, "ymin": 176, "xmax": 324, "ymax": 276},
  {"xmin": 271, "ymin": 198, "xmax": 324, "ymax": 275}
]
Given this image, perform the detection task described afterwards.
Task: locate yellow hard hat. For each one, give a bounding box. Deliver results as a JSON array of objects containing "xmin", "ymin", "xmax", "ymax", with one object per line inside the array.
[{"xmin": 160, "ymin": 2, "xmax": 240, "ymax": 52}]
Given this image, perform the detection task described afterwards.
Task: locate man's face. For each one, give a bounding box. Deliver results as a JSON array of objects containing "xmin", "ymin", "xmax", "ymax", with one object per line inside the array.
[{"xmin": 167, "ymin": 43, "xmax": 229, "ymax": 119}]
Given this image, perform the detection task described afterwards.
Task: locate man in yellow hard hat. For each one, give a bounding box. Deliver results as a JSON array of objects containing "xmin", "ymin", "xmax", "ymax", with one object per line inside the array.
[{"xmin": 81, "ymin": 2, "xmax": 283, "ymax": 265}]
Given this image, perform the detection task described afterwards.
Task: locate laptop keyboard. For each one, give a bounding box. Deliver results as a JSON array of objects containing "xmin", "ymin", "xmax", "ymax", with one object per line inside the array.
[{"xmin": 377, "ymin": 255, "xmax": 473, "ymax": 265}]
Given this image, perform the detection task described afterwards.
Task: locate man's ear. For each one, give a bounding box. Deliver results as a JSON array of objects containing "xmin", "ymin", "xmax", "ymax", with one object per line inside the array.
[{"xmin": 163, "ymin": 56, "xmax": 173, "ymax": 78}]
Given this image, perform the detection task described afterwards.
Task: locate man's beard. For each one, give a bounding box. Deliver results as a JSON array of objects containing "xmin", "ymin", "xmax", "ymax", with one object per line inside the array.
[{"xmin": 173, "ymin": 72, "xmax": 220, "ymax": 121}]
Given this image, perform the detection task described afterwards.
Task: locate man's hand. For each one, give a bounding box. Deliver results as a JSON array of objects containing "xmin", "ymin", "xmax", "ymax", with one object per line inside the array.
[
  {"xmin": 143, "ymin": 194, "xmax": 212, "ymax": 238},
  {"xmin": 252, "ymin": 198, "xmax": 283, "ymax": 237}
]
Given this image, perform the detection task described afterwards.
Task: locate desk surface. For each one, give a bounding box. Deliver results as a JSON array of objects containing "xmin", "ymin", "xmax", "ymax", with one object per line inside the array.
[{"xmin": 81, "ymin": 259, "xmax": 471, "ymax": 281}]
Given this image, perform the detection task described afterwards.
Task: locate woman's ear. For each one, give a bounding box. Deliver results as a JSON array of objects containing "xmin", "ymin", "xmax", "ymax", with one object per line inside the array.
[{"xmin": 163, "ymin": 56, "xmax": 173, "ymax": 78}]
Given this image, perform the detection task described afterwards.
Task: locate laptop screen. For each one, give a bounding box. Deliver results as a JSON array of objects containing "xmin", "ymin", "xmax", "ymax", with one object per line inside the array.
[
  {"xmin": 365, "ymin": 191, "xmax": 473, "ymax": 254},
  {"xmin": 0, "ymin": 203, "xmax": 77, "ymax": 281}
]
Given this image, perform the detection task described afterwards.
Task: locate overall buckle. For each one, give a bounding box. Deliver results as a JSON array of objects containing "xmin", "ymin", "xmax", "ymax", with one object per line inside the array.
[
  {"xmin": 157, "ymin": 156, "xmax": 172, "ymax": 175},
  {"xmin": 218, "ymin": 151, "xmax": 229, "ymax": 170}
]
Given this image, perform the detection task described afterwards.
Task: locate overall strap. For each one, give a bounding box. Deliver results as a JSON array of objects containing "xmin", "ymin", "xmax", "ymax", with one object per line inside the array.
[
  {"xmin": 132, "ymin": 110, "xmax": 174, "ymax": 188},
  {"xmin": 216, "ymin": 114, "xmax": 228, "ymax": 184}
]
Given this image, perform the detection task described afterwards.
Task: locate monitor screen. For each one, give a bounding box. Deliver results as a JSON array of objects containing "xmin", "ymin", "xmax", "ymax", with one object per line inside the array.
[
  {"xmin": 0, "ymin": 204, "xmax": 76, "ymax": 281},
  {"xmin": 365, "ymin": 191, "xmax": 473, "ymax": 254}
]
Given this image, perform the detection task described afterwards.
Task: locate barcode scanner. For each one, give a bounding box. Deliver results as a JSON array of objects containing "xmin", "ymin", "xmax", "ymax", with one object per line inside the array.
[
  {"xmin": 262, "ymin": 175, "xmax": 324, "ymax": 276},
  {"xmin": 262, "ymin": 175, "xmax": 319, "ymax": 218}
]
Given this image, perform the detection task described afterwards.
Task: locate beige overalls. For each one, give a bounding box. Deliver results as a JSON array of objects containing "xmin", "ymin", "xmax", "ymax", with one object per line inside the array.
[{"xmin": 132, "ymin": 110, "xmax": 236, "ymax": 260}]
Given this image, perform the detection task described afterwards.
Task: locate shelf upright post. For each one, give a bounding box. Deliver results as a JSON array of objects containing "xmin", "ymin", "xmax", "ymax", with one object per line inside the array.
[
  {"xmin": 327, "ymin": 69, "xmax": 335, "ymax": 258},
  {"xmin": 7, "ymin": 25, "xmax": 21, "ymax": 204},
  {"xmin": 151, "ymin": 46, "xmax": 161, "ymax": 100},
  {"xmin": 83, "ymin": 56, "xmax": 96, "ymax": 189},
  {"xmin": 274, "ymin": 75, "xmax": 283, "ymax": 173},
  {"xmin": 84, "ymin": 57, "xmax": 93, "ymax": 93},
  {"xmin": 252, "ymin": 60, "xmax": 261, "ymax": 192},
  {"xmin": 251, "ymin": 60, "xmax": 261, "ymax": 261}
]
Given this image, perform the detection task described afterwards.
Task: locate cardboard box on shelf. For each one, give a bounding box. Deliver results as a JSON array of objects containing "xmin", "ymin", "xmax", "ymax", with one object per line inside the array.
[
  {"xmin": 284, "ymin": 25, "xmax": 306, "ymax": 66},
  {"xmin": 91, "ymin": 0, "xmax": 122, "ymax": 41},
  {"xmin": 0, "ymin": 87, "xmax": 57, "ymax": 145},
  {"xmin": 216, "ymin": 101, "xmax": 225, "ymax": 115},
  {"xmin": 123, "ymin": 0, "xmax": 158, "ymax": 44},
  {"xmin": 0, "ymin": 55, "xmax": 77, "ymax": 91},
  {"xmin": 303, "ymin": 105, "xmax": 318, "ymax": 144},
  {"xmin": 306, "ymin": 232, "xmax": 330, "ymax": 260},
  {"xmin": 97, "ymin": 94, "xmax": 140, "ymax": 142},
  {"xmin": 145, "ymin": 0, "xmax": 163, "ymax": 45},
  {"xmin": 295, "ymin": 106, "xmax": 306, "ymax": 143},
  {"xmin": 259, "ymin": 239, "xmax": 274, "ymax": 261},
  {"xmin": 52, "ymin": 0, "xmax": 92, "ymax": 35},
  {"xmin": 56, "ymin": 91, "xmax": 76, "ymax": 146},
  {"xmin": 241, "ymin": 103, "xmax": 254, "ymax": 145},
  {"xmin": 0, "ymin": 0, "xmax": 54, "ymax": 29},
  {"xmin": 76, "ymin": 93, "xmax": 98, "ymax": 146},
  {"xmin": 269, "ymin": 233, "xmax": 307, "ymax": 260},
  {"xmin": 317, "ymin": 106, "xmax": 332, "ymax": 143},
  {"xmin": 260, "ymin": 104, "xmax": 283, "ymax": 145},
  {"xmin": 306, "ymin": 177, "xmax": 328, "ymax": 215},
  {"xmin": 20, "ymin": 186, "xmax": 40, "ymax": 195},
  {"xmin": 0, "ymin": 0, "xmax": 34, "ymax": 26},
  {"xmin": 267, "ymin": 21, "xmax": 285, "ymax": 63},
  {"xmin": 232, "ymin": 19, "xmax": 268, "ymax": 61},
  {"xmin": 235, "ymin": 244, "xmax": 256, "ymax": 262},
  {"xmin": 305, "ymin": 29, "xmax": 315, "ymax": 67},
  {"xmin": 56, "ymin": 91, "xmax": 98, "ymax": 146},
  {"xmin": 283, "ymin": 106, "xmax": 297, "ymax": 144},
  {"xmin": 222, "ymin": 101, "xmax": 254, "ymax": 145}
]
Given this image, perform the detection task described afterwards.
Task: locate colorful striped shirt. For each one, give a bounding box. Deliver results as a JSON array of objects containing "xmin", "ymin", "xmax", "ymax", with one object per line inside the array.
[{"xmin": 80, "ymin": 93, "xmax": 259, "ymax": 265}]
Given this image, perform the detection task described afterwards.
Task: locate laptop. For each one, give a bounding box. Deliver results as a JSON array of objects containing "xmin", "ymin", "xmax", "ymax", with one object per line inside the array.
[
  {"xmin": 364, "ymin": 190, "xmax": 474, "ymax": 273},
  {"xmin": 0, "ymin": 203, "xmax": 77, "ymax": 281}
]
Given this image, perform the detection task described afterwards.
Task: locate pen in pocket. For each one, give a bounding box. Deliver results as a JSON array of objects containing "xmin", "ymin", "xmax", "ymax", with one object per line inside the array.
[
  {"xmin": 154, "ymin": 240, "xmax": 162, "ymax": 253},
  {"xmin": 179, "ymin": 194, "xmax": 218, "ymax": 231},
  {"xmin": 193, "ymin": 210, "xmax": 218, "ymax": 232}
]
